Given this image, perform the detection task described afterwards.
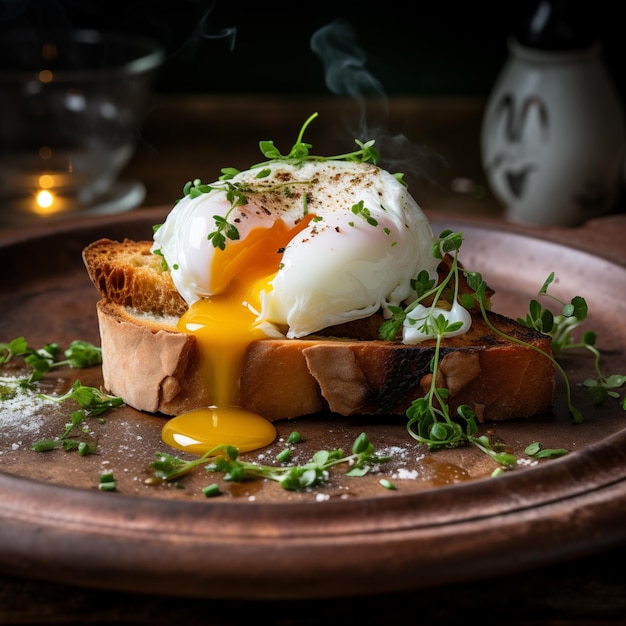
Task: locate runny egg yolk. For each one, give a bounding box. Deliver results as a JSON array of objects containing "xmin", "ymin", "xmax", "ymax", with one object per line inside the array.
[{"xmin": 161, "ymin": 214, "xmax": 315, "ymax": 455}]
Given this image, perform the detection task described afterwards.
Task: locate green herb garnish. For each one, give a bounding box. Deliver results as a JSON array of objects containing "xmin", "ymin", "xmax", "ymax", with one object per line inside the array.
[
  {"xmin": 379, "ymin": 478, "xmax": 397, "ymax": 490},
  {"xmin": 0, "ymin": 337, "xmax": 102, "ymax": 384},
  {"xmin": 32, "ymin": 380, "xmax": 123, "ymax": 455},
  {"xmin": 147, "ymin": 432, "xmax": 391, "ymax": 492},
  {"xmin": 0, "ymin": 337, "xmax": 122, "ymax": 455},
  {"xmin": 98, "ymin": 471, "xmax": 117, "ymax": 492},
  {"xmin": 525, "ymin": 441, "xmax": 569, "ymax": 459},
  {"xmin": 378, "ymin": 227, "xmax": 625, "ymax": 473},
  {"xmin": 517, "ymin": 273, "xmax": 626, "ymax": 408},
  {"xmin": 351, "ymin": 200, "xmax": 378, "ymax": 226}
]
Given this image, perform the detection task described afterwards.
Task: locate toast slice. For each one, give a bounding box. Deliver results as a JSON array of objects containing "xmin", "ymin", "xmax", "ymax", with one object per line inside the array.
[{"xmin": 83, "ymin": 239, "xmax": 556, "ymax": 422}]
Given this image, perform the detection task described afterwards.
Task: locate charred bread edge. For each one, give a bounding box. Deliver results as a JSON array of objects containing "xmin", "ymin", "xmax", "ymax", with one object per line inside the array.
[{"xmin": 95, "ymin": 300, "xmax": 556, "ymax": 422}]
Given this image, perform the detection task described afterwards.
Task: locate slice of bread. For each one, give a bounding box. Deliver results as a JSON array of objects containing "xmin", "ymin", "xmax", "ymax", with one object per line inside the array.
[
  {"xmin": 83, "ymin": 238, "xmax": 188, "ymax": 318},
  {"xmin": 83, "ymin": 239, "xmax": 556, "ymax": 422}
]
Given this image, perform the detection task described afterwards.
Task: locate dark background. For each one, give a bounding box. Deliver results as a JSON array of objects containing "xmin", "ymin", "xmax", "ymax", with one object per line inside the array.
[{"xmin": 1, "ymin": 0, "xmax": 625, "ymax": 102}]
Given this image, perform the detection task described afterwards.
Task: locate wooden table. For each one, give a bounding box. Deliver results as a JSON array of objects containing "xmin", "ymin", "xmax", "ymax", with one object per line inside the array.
[{"xmin": 1, "ymin": 95, "xmax": 625, "ymax": 625}]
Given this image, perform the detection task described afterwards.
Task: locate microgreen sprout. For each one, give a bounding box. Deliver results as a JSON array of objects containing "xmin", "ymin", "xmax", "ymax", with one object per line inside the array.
[
  {"xmin": 351, "ymin": 200, "xmax": 378, "ymax": 226},
  {"xmin": 466, "ymin": 273, "xmax": 584, "ymax": 424},
  {"xmin": 37, "ymin": 379, "xmax": 124, "ymax": 417},
  {"xmin": 147, "ymin": 432, "xmax": 391, "ymax": 492},
  {"xmin": 255, "ymin": 113, "xmax": 380, "ymax": 166},
  {"xmin": 517, "ymin": 273, "xmax": 626, "ymax": 409},
  {"xmin": 32, "ymin": 380, "xmax": 123, "ymax": 455},
  {"xmin": 0, "ymin": 337, "xmax": 102, "ymax": 384},
  {"xmin": 378, "ymin": 227, "xmax": 624, "ymax": 472},
  {"xmin": 0, "ymin": 336, "xmax": 29, "ymax": 365},
  {"xmin": 181, "ymin": 178, "xmax": 246, "ymax": 251},
  {"xmin": 428, "ymin": 230, "xmax": 606, "ymax": 424},
  {"xmin": 405, "ymin": 386, "xmax": 517, "ymax": 470},
  {"xmin": 525, "ymin": 441, "xmax": 569, "ymax": 459},
  {"xmin": 0, "ymin": 337, "xmax": 122, "ymax": 455},
  {"xmin": 378, "ymin": 230, "xmax": 523, "ymax": 470},
  {"xmin": 379, "ymin": 230, "xmax": 465, "ymax": 342}
]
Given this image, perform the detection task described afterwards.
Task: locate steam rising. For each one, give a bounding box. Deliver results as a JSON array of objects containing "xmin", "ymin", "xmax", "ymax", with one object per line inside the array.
[
  {"xmin": 311, "ymin": 19, "xmax": 384, "ymax": 100},
  {"xmin": 311, "ymin": 19, "xmax": 442, "ymax": 187}
]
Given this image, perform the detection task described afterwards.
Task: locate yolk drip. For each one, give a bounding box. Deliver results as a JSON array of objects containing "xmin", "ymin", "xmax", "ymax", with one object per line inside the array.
[{"xmin": 161, "ymin": 215, "xmax": 314, "ymax": 455}]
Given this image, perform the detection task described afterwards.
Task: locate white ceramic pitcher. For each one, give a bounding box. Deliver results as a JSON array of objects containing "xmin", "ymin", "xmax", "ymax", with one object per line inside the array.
[{"xmin": 481, "ymin": 38, "xmax": 625, "ymax": 226}]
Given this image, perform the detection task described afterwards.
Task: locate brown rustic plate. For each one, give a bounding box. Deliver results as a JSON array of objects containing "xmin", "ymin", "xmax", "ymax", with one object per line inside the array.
[{"xmin": 0, "ymin": 207, "xmax": 625, "ymax": 600}]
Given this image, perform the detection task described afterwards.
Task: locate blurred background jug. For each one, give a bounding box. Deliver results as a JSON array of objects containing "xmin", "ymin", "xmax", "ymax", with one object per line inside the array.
[{"xmin": 481, "ymin": 1, "xmax": 625, "ymax": 226}]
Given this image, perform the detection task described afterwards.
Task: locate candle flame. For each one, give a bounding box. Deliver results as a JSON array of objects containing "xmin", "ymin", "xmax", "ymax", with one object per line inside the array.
[{"xmin": 35, "ymin": 189, "xmax": 56, "ymax": 214}]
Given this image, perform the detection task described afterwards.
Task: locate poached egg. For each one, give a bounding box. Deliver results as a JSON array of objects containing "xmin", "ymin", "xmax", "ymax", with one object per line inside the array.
[{"xmin": 152, "ymin": 159, "xmax": 441, "ymax": 455}]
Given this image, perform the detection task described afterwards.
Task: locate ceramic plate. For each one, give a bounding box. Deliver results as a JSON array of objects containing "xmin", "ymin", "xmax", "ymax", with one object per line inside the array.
[{"xmin": 0, "ymin": 208, "xmax": 625, "ymax": 600}]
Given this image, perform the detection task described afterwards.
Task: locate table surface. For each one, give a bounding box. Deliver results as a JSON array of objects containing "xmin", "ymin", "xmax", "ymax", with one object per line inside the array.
[{"xmin": 1, "ymin": 94, "xmax": 625, "ymax": 625}]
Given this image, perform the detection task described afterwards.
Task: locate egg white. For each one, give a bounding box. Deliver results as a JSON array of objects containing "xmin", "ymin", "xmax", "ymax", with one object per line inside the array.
[{"xmin": 152, "ymin": 160, "xmax": 440, "ymax": 340}]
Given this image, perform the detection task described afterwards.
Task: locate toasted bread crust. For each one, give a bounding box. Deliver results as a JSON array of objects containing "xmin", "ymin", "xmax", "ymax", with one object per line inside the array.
[
  {"xmin": 85, "ymin": 238, "xmax": 556, "ymax": 422},
  {"xmin": 95, "ymin": 299, "xmax": 555, "ymax": 422},
  {"xmin": 83, "ymin": 239, "xmax": 188, "ymax": 318},
  {"xmin": 246, "ymin": 311, "xmax": 555, "ymax": 421},
  {"xmin": 96, "ymin": 300, "xmax": 211, "ymax": 415}
]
